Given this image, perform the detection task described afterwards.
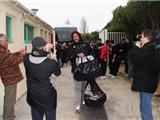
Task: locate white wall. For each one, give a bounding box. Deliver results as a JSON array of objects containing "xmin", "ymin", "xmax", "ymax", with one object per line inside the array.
[
  {"xmin": 99, "ymin": 29, "xmax": 126, "ymax": 44},
  {"xmin": 99, "ymin": 29, "xmax": 108, "ymax": 43},
  {"xmin": 0, "ymin": 1, "xmax": 53, "ymax": 114}
]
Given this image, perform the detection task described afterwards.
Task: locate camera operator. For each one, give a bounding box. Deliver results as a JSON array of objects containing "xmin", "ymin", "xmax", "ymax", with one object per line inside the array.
[
  {"xmin": 23, "ymin": 37, "xmax": 61, "ymax": 120},
  {"xmin": 128, "ymin": 29, "xmax": 160, "ymax": 120}
]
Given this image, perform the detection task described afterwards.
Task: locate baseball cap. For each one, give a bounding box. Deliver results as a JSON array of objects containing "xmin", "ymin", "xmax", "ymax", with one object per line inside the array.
[{"xmin": 32, "ymin": 37, "xmax": 47, "ymax": 48}]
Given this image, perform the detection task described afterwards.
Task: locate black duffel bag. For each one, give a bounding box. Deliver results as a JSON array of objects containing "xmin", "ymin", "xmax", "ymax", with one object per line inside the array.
[
  {"xmin": 74, "ymin": 57, "xmax": 102, "ymax": 81},
  {"xmin": 84, "ymin": 81, "xmax": 107, "ymax": 107}
]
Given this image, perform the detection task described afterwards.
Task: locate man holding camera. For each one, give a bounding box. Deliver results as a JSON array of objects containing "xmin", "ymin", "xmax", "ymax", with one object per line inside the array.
[
  {"xmin": 23, "ymin": 37, "xmax": 61, "ymax": 120},
  {"xmin": 128, "ymin": 29, "xmax": 160, "ymax": 120}
]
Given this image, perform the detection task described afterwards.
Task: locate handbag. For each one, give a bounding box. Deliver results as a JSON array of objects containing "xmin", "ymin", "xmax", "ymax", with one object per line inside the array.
[{"xmin": 74, "ymin": 56, "xmax": 102, "ymax": 81}]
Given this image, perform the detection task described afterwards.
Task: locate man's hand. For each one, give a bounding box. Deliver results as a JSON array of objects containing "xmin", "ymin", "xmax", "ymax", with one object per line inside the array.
[
  {"xmin": 135, "ymin": 41, "xmax": 142, "ymax": 48},
  {"xmin": 112, "ymin": 58, "xmax": 115, "ymax": 63},
  {"xmin": 49, "ymin": 52, "xmax": 57, "ymax": 60},
  {"xmin": 44, "ymin": 43, "xmax": 54, "ymax": 52},
  {"xmin": 77, "ymin": 52, "xmax": 85, "ymax": 58},
  {"xmin": 104, "ymin": 59, "xmax": 107, "ymax": 61},
  {"xmin": 20, "ymin": 49, "xmax": 26, "ymax": 56}
]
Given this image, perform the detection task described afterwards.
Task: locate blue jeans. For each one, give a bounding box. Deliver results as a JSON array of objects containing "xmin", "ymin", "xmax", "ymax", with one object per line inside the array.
[
  {"xmin": 128, "ymin": 60, "xmax": 134, "ymax": 77},
  {"xmin": 31, "ymin": 107, "xmax": 56, "ymax": 120},
  {"xmin": 139, "ymin": 92, "xmax": 154, "ymax": 120}
]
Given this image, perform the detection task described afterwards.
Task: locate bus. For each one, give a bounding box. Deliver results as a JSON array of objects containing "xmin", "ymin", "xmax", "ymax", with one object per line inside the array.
[{"xmin": 54, "ymin": 27, "xmax": 77, "ymax": 43}]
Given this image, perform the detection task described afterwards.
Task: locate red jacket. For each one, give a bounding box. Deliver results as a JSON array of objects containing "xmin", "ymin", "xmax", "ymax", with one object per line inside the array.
[
  {"xmin": 100, "ymin": 44, "xmax": 109, "ymax": 60},
  {"xmin": 0, "ymin": 45, "xmax": 23, "ymax": 86}
]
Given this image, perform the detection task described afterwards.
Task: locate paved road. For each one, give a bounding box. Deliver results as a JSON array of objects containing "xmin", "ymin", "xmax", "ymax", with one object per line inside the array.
[{"xmin": 14, "ymin": 66, "xmax": 160, "ymax": 120}]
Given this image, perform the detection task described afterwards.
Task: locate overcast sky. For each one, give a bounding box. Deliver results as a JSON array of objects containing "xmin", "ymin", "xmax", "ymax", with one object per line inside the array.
[{"xmin": 18, "ymin": 0, "xmax": 128, "ymax": 32}]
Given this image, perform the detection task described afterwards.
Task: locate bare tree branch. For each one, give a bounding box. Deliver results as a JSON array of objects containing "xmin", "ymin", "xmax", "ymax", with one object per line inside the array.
[{"xmin": 80, "ymin": 17, "xmax": 88, "ymax": 35}]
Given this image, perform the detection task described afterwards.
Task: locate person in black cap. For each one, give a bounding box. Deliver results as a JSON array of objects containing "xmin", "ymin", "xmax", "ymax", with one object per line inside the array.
[{"xmin": 23, "ymin": 36, "xmax": 61, "ymax": 120}]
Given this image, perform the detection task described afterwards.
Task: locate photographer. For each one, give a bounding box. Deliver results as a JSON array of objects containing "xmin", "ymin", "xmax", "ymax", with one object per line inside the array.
[
  {"xmin": 23, "ymin": 37, "xmax": 61, "ymax": 120},
  {"xmin": 128, "ymin": 29, "xmax": 160, "ymax": 120}
]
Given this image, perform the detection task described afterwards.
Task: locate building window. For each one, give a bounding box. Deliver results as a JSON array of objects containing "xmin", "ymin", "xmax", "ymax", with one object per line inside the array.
[
  {"xmin": 48, "ymin": 32, "xmax": 51, "ymax": 41},
  {"xmin": 24, "ymin": 24, "xmax": 34, "ymax": 44},
  {"xmin": 44, "ymin": 31, "xmax": 47, "ymax": 40},
  {"xmin": 6, "ymin": 16, "xmax": 12, "ymax": 43},
  {"xmin": 40, "ymin": 29, "xmax": 43, "ymax": 37}
]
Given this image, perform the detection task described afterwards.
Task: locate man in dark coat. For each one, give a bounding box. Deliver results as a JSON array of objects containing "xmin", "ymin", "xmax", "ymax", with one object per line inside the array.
[
  {"xmin": 23, "ymin": 37, "xmax": 61, "ymax": 120},
  {"xmin": 67, "ymin": 31, "xmax": 92, "ymax": 112},
  {"xmin": 0, "ymin": 33, "xmax": 26, "ymax": 120},
  {"xmin": 128, "ymin": 29, "xmax": 160, "ymax": 120}
]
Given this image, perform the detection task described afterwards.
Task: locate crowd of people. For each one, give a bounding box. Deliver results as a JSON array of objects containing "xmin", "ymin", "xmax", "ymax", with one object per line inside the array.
[
  {"xmin": 0, "ymin": 29, "xmax": 160, "ymax": 120},
  {"xmin": 87, "ymin": 36, "xmax": 133, "ymax": 79},
  {"xmin": 55, "ymin": 34, "xmax": 133, "ymax": 80}
]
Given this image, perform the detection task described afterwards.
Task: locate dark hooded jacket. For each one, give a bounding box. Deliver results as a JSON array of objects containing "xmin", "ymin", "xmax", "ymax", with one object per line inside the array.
[
  {"xmin": 67, "ymin": 39, "xmax": 92, "ymax": 73},
  {"xmin": 23, "ymin": 49, "xmax": 61, "ymax": 111}
]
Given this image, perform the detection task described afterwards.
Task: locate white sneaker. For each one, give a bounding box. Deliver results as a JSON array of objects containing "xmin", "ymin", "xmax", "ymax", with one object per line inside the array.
[
  {"xmin": 110, "ymin": 75, "xmax": 116, "ymax": 79},
  {"xmin": 100, "ymin": 76, "xmax": 105, "ymax": 79},
  {"xmin": 75, "ymin": 105, "xmax": 81, "ymax": 112},
  {"xmin": 100, "ymin": 76, "xmax": 108, "ymax": 79},
  {"xmin": 105, "ymin": 75, "xmax": 109, "ymax": 78},
  {"xmin": 108, "ymin": 74, "xmax": 112, "ymax": 77}
]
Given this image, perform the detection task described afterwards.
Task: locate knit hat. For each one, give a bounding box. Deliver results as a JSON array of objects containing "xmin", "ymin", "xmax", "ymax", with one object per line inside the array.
[{"xmin": 32, "ymin": 37, "xmax": 47, "ymax": 48}]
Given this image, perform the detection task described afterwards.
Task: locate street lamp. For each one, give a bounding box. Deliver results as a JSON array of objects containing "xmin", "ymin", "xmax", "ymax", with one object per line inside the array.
[{"xmin": 31, "ymin": 8, "xmax": 39, "ymax": 15}]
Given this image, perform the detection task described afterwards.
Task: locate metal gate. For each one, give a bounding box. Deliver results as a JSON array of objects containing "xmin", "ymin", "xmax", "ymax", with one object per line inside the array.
[{"xmin": 99, "ymin": 29, "xmax": 126, "ymax": 44}]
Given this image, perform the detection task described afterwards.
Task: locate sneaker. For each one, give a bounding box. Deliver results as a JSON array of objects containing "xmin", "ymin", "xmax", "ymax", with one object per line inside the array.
[
  {"xmin": 75, "ymin": 105, "xmax": 81, "ymax": 112},
  {"xmin": 108, "ymin": 74, "xmax": 112, "ymax": 77},
  {"xmin": 105, "ymin": 75, "xmax": 109, "ymax": 78},
  {"xmin": 110, "ymin": 75, "xmax": 116, "ymax": 79},
  {"xmin": 100, "ymin": 76, "xmax": 108, "ymax": 79},
  {"xmin": 100, "ymin": 76, "xmax": 105, "ymax": 79}
]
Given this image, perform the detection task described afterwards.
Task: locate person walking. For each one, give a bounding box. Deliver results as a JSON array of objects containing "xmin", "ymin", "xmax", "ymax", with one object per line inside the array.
[
  {"xmin": 100, "ymin": 40, "xmax": 109, "ymax": 79},
  {"xmin": 95, "ymin": 39, "xmax": 103, "ymax": 66},
  {"xmin": 124, "ymin": 36, "xmax": 132, "ymax": 74},
  {"xmin": 128, "ymin": 29, "xmax": 160, "ymax": 120},
  {"xmin": 23, "ymin": 37, "xmax": 61, "ymax": 120},
  {"xmin": 0, "ymin": 33, "xmax": 26, "ymax": 120},
  {"xmin": 108, "ymin": 40, "xmax": 121, "ymax": 78},
  {"xmin": 67, "ymin": 31, "xmax": 92, "ymax": 112}
]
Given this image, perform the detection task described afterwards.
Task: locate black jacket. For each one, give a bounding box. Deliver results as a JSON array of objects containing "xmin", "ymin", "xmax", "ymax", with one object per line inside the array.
[
  {"xmin": 128, "ymin": 42, "xmax": 160, "ymax": 93},
  {"xmin": 23, "ymin": 52, "xmax": 61, "ymax": 111},
  {"xmin": 67, "ymin": 40, "xmax": 92, "ymax": 73}
]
